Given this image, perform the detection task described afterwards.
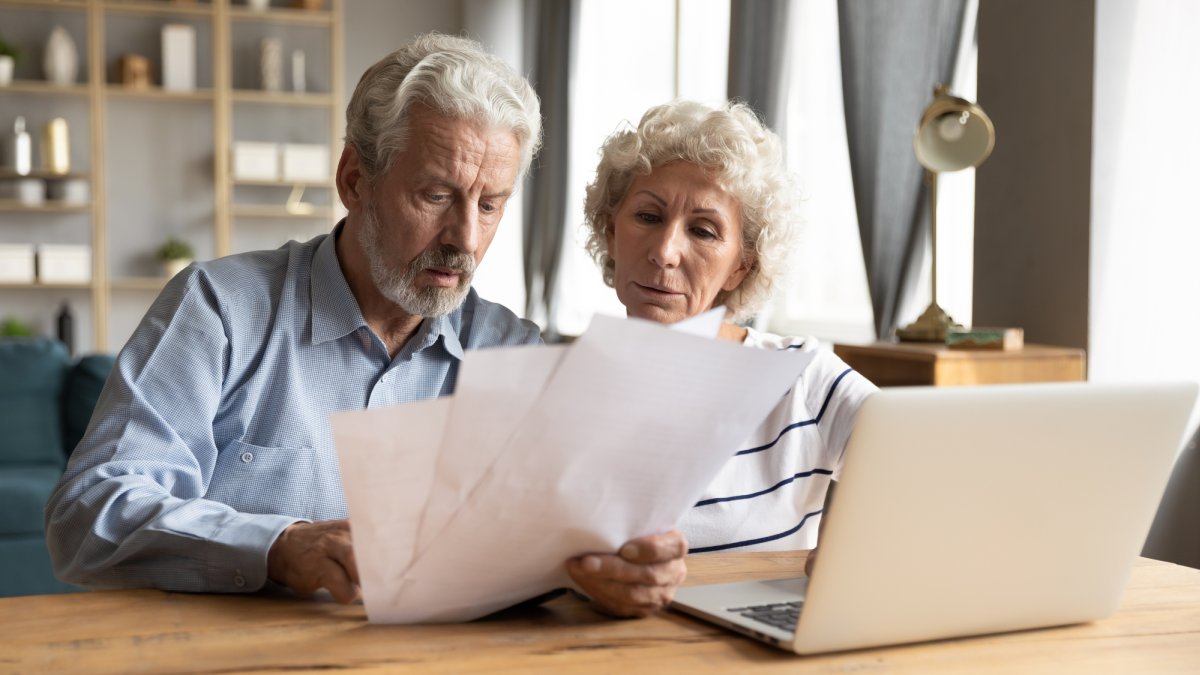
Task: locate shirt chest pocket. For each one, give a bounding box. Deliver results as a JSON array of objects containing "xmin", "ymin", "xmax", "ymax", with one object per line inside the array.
[{"xmin": 206, "ymin": 439, "xmax": 315, "ymax": 518}]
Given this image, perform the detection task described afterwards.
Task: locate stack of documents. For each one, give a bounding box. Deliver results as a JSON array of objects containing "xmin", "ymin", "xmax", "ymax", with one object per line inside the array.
[{"xmin": 331, "ymin": 311, "xmax": 816, "ymax": 623}]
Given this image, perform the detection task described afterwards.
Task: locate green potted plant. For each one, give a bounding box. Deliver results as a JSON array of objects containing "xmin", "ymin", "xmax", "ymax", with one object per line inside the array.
[
  {"xmin": 156, "ymin": 237, "xmax": 195, "ymax": 278},
  {"xmin": 0, "ymin": 315, "xmax": 34, "ymax": 338},
  {"xmin": 0, "ymin": 34, "xmax": 21, "ymax": 87}
]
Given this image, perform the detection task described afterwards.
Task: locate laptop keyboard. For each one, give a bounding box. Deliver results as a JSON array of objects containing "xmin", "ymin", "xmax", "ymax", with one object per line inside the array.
[{"xmin": 729, "ymin": 601, "xmax": 802, "ymax": 632}]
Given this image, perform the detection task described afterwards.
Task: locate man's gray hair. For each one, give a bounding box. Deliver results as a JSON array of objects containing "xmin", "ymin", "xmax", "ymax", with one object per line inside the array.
[
  {"xmin": 583, "ymin": 100, "xmax": 800, "ymax": 321},
  {"xmin": 345, "ymin": 33, "xmax": 542, "ymax": 183}
]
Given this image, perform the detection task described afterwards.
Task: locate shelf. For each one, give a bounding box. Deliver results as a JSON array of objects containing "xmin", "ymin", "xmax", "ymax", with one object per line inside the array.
[
  {"xmin": 0, "ymin": 80, "xmax": 90, "ymax": 96},
  {"xmin": 0, "ymin": 199, "xmax": 90, "ymax": 212},
  {"xmin": 0, "ymin": 280, "xmax": 92, "ymax": 290},
  {"xmin": 228, "ymin": 5, "xmax": 332, "ymax": 26},
  {"xmin": 106, "ymin": 86, "xmax": 215, "ymax": 101},
  {"xmin": 110, "ymin": 276, "xmax": 168, "ymax": 291},
  {"xmin": 102, "ymin": 0, "xmax": 214, "ymax": 17},
  {"xmin": 230, "ymin": 89, "xmax": 334, "ymax": 107},
  {"xmin": 0, "ymin": 170, "xmax": 90, "ymax": 180},
  {"xmin": 232, "ymin": 204, "xmax": 332, "ymax": 219},
  {"xmin": 233, "ymin": 178, "xmax": 332, "ymax": 188},
  {"xmin": 0, "ymin": 0, "xmax": 88, "ymax": 11},
  {"xmin": 0, "ymin": 0, "xmax": 343, "ymax": 352}
]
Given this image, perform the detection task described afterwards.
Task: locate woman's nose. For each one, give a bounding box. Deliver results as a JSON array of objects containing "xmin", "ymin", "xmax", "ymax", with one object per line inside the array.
[{"xmin": 649, "ymin": 223, "xmax": 684, "ymax": 268}]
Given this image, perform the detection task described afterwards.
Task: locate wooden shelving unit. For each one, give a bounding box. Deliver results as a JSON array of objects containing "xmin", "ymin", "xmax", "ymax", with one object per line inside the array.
[{"xmin": 0, "ymin": 0, "xmax": 343, "ymax": 351}]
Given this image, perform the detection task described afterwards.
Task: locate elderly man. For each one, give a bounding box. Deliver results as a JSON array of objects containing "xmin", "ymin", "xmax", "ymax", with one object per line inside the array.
[{"xmin": 44, "ymin": 33, "xmax": 684, "ymax": 618}]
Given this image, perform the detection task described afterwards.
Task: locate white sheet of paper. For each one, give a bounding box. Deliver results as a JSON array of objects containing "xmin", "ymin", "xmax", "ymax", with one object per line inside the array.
[
  {"xmin": 331, "ymin": 397, "xmax": 449, "ymax": 619},
  {"xmin": 413, "ymin": 345, "xmax": 567, "ymax": 557},
  {"xmin": 361, "ymin": 315, "xmax": 815, "ymax": 622}
]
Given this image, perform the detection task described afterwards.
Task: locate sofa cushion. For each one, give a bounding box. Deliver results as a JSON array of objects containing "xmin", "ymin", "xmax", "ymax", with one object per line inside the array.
[
  {"xmin": 0, "ymin": 339, "xmax": 69, "ymax": 466},
  {"xmin": 63, "ymin": 354, "xmax": 116, "ymax": 458},
  {"xmin": 0, "ymin": 464, "xmax": 63, "ymax": 536}
]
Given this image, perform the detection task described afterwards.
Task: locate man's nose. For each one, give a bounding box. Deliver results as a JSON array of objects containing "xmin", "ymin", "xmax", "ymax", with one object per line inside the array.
[
  {"xmin": 440, "ymin": 202, "xmax": 481, "ymax": 255},
  {"xmin": 649, "ymin": 222, "xmax": 684, "ymax": 269}
]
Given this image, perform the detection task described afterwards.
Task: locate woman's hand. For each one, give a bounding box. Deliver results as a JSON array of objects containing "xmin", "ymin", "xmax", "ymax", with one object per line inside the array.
[{"xmin": 565, "ymin": 529, "xmax": 688, "ymax": 618}]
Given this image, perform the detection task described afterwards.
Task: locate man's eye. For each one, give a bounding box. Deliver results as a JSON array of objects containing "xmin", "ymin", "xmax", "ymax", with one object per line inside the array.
[
  {"xmin": 480, "ymin": 201, "xmax": 498, "ymax": 214},
  {"xmin": 427, "ymin": 193, "xmax": 450, "ymax": 203}
]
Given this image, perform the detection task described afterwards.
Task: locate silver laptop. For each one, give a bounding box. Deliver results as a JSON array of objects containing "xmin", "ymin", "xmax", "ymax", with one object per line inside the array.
[{"xmin": 672, "ymin": 381, "xmax": 1198, "ymax": 654}]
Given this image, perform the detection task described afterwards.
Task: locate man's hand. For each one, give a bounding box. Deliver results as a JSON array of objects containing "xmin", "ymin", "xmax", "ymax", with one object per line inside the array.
[
  {"xmin": 267, "ymin": 519, "xmax": 360, "ymax": 604},
  {"xmin": 565, "ymin": 529, "xmax": 688, "ymax": 618}
]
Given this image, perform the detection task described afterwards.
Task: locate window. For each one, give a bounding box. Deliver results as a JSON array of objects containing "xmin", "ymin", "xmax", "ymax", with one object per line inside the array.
[{"xmin": 767, "ymin": 0, "xmax": 978, "ymax": 342}]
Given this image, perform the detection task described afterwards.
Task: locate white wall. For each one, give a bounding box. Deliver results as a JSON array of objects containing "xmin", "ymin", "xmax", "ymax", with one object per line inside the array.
[{"xmin": 341, "ymin": 0, "xmax": 460, "ymax": 104}]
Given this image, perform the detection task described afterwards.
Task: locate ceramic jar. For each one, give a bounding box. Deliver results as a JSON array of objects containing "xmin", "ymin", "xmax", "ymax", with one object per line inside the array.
[{"xmin": 44, "ymin": 26, "xmax": 78, "ymax": 86}]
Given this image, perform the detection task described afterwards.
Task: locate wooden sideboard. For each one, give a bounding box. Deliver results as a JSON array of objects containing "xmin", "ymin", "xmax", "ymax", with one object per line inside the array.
[{"xmin": 833, "ymin": 341, "xmax": 1086, "ymax": 387}]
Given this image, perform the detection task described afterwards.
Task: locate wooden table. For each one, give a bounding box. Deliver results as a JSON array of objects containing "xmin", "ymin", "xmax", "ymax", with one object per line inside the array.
[
  {"xmin": 2, "ymin": 552, "xmax": 1198, "ymax": 673},
  {"xmin": 834, "ymin": 341, "xmax": 1087, "ymax": 387}
]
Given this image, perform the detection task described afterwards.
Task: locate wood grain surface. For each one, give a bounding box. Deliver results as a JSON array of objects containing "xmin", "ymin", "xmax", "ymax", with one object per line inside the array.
[{"xmin": 2, "ymin": 552, "xmax": 1197, "ymax": 673}]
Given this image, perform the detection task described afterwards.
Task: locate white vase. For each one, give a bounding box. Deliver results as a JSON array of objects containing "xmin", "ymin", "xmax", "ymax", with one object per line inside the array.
[
  {"xmin": 44, "ymin": 26, "xmax": 78, "ymax": 86},
  {"xmin": 162, "ymin": 258, "xmax": 192, "ymax": 278},
  {"xmin": 0, "ymin": 55, "xmax": 13, "ymax": 86}
]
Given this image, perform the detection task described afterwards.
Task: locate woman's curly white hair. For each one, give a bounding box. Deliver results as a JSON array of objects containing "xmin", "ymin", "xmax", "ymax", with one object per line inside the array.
[{"xmin": 583, "ymin": 100, "xmax": 800, "ymax": 321}]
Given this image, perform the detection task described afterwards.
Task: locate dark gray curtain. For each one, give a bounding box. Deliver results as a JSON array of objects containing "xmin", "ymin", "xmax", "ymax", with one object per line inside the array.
[
  {"xmin": 728, "ymin": 0, "xmax": 793, "ymax": 133},
  {"xmin": 523, "ymin": 0, "xmax": 577, "ymax": 338},
  {"xmin": 838, "ymin": 0, "xmax": 967, "ymax": 339}
]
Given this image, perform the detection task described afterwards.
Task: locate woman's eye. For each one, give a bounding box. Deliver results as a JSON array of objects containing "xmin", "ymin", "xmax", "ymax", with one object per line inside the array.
[
  {"xmin": 636, "ymin": 212, "xmax": 661, "ymax": 224},
  {"xmin": 691, "ymin": 226, "xmax": 717, "ymax": 240}
]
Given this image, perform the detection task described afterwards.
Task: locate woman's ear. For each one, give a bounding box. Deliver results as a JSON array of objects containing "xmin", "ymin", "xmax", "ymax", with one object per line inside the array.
[
  {"xmin": 722, "ymin": 255, "xmax": 752, "ymax": 293},
  {"xmin": 336, "ymin": 144, "xmax": 368, "ymax": 212}
]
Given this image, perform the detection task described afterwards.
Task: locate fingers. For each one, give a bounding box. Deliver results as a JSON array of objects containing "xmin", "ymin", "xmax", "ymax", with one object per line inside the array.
[
  {"xmin": 565, "ymin": 537, "xmax": 689, "ymax": 619},
  {"xmin": 267, "ymin": 519, "xmax": 361, "ymax": 603},
  {"xmin": 570, "ymin": 552, "xmax": 686, "ymax": 587},
  {"xmin": 568, "ymin": 571, "xmax": 678, "ymax": 618},
  {"xmin": 618, "ymin": 528, "xmax": 689, "ymax": 565}
]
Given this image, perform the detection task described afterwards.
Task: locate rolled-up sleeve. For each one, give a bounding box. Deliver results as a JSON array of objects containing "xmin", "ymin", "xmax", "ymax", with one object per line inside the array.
[{"xmin": 44, "ymin": 268, "xmax": 301, "ymax": 593}]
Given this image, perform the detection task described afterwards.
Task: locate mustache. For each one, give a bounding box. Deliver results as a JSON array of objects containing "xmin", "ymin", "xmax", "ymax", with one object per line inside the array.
[{"xmin": 410, "ymin": 246, "xmax": 476, "ymax": 276}]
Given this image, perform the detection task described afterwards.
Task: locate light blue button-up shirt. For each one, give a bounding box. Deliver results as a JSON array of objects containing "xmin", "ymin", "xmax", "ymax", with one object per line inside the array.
[{"xmin": 45, "ymin": 224, "xmax": 541, "ymax": 593}]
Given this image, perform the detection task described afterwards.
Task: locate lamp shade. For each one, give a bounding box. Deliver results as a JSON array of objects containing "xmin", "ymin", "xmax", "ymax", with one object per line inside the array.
[{"xmin": 914, "ymin": 86, "xmax": 995, "ymax": 173}]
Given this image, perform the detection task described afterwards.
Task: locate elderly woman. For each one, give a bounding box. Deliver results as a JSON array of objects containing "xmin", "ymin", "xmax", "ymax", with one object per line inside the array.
[{"xmin": 565, "ymin": 100, "xmax": 878, "ymax": 617}]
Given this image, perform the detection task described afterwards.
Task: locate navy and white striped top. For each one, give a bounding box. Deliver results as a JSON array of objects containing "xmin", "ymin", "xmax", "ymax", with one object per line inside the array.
[{"xmin": 679, "ymin": 329, "xmax": 877, "ymax": 554}]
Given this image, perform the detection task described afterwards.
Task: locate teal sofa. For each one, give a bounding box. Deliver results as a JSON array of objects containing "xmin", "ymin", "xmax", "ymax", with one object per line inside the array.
[{"xmin": 0, "ymin": 338, "xmax": 114, "ymax": 597}]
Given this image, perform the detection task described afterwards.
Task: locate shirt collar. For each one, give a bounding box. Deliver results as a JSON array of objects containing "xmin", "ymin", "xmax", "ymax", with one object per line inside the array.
[
  {"xmin": 310, "ymin": 220, "xmax": 468, "ymax": 362},
  {"xmin": 403, "ymin": 312, "xmax": 466, "ymax": 361},
  {"xmin": 311, "ymin": 221, "xmax": 370, "ymax": 346}
]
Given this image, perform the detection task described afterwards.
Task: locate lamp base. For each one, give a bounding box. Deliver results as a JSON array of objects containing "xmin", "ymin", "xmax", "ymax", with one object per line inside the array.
[{"xmin": 895, "ymin": 302, "xmax": 962, "ymax": 342}]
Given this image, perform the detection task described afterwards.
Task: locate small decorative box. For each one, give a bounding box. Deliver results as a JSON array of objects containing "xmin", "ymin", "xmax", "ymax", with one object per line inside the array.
[{"xmin": 38, "ymin": 244, "xmax": 92, "ymax": 283}]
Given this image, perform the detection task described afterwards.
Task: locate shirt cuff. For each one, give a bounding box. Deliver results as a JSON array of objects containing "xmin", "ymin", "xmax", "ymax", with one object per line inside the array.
[{"xmin": 205, "ymin": 512, "xmax": 308, "ymax": 592}]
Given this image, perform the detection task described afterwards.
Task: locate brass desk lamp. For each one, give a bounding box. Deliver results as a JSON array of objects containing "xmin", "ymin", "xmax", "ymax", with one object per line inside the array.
[{"xmin": 896, "ymin": 84, "xmax": 995, "ymax": 342}]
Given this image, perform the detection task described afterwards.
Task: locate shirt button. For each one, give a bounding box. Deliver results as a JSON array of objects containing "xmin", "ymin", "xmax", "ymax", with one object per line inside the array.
[
  {"xmin": 240, "ymin": 451, "xmax": 254, "ymax": 463},
  {"xmin": 234, "ymin": 574, "xmax": 246, "ymax": 588}
]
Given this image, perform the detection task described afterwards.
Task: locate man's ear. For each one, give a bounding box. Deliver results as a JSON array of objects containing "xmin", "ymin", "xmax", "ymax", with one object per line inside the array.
[{"xmin": 336, "ymin": 144, "xmax": 368, "ymax": 213}]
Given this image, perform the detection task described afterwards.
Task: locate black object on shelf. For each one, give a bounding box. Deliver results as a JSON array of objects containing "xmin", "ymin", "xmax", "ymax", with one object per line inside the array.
[{"xmin": 57, "ymin": 301, "xmax": 74, "ymax": 356}]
